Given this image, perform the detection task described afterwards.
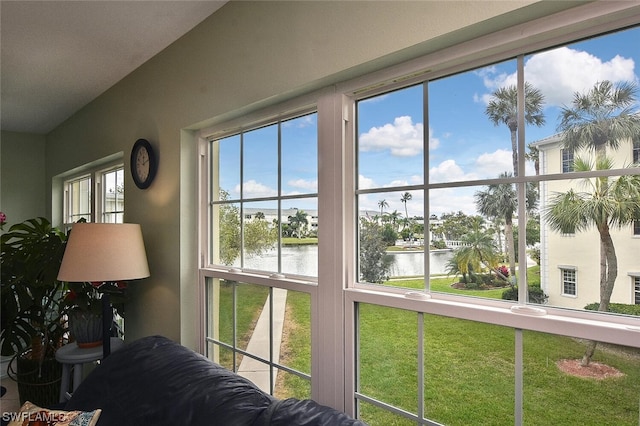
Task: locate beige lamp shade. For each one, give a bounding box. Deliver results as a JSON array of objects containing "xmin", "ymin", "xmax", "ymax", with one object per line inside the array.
[{"xmin": 58, "ymin": 223, "xmax": 150, "ymax": 282}]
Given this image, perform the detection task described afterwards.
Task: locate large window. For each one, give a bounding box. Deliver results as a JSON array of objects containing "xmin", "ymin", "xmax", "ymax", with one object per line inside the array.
[
  {"xmin": 64, "ymin": 166, "xmax": 124, "ymax": 227},
  {"xmin": 199, "ymin": 8, "xmax": 640, "ymax": 425},
  {"xmin": 202, "ymin": 111, "xmax": 318, "ymax": 398}
]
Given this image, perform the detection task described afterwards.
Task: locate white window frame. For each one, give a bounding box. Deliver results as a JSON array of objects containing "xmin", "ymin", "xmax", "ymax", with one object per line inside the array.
[
  {"xmin": 559, "ymin": 266, "xmax": 577, "ymax": 297},
  {"xmin": 197, "ymin": 3, "xmax": 640, "ymax": 423},
  {"xmin": 561, "ymin": 148, "xmax": 574, "ymax": 173},
  {"xmin": 61, "ymin": 160, "xmax": 124, "ymax": 228}
]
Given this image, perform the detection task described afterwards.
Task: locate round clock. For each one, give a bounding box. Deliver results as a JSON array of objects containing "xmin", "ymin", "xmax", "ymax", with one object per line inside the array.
[{"xmin": 130, "ymin": 139, "xmax": 157, "ymax": 189}]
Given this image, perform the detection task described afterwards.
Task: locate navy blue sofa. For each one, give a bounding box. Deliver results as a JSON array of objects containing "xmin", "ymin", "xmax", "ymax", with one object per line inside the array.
[{"xmin": 64, "ymin": 335, "xmax": 366, "ymax": 426}]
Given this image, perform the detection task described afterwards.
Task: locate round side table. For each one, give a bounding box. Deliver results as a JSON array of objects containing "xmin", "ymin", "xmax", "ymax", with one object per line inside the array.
[{"xmin": 55, "ymin": 337, "xmax": 124, "ymax": 402}]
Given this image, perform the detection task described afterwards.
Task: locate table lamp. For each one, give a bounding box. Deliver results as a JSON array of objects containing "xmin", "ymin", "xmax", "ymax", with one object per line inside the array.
[{"xmin": 58, "ymin": 223, "xmax": 149, "ymax": 357}]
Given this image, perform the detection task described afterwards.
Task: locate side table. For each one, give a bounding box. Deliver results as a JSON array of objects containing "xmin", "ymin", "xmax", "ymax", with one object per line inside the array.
[{"xmin": 55, "ymin": 337, "xmax": 124, "ymax": 402}]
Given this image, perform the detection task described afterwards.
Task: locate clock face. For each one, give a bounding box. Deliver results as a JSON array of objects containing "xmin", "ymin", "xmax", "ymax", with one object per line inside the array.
[{"xmin": 131, "ymin": 139, "xmax": 157, "ymax": 189}]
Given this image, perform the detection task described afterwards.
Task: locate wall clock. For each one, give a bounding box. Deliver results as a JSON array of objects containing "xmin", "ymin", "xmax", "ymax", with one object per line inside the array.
[{"xmin": 130, "ymin": 138, "xmax": 157, "ymax": 189}]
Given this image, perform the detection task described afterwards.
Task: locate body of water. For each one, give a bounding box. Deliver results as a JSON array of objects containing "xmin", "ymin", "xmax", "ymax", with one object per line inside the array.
[{"xmin": 242, "ymin": 246, "xmax": 453, "ymax": 277}]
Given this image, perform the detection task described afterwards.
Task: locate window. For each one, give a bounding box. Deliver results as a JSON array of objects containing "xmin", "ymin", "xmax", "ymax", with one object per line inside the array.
[
  {"xmin": 634, "ymin": 220, "xmax": 640, "ymax": 236},
  {"xmin": 202, "ymin": 111, "xmax": 317, "ymax": 398},
  {"xmin": 635, "ymin": 276, "xmax": 640, "ymax": 304},
  {"xmin": 633, "ymin": 139, "xmax": 639, "ymax": 164},
  {"xmin": 199, "ymin": 9, "xmax": 640, "ymax": 425},
  {"xmin": 561, "ymin": 149, "xmax": 574, "ymax": 173},
  {"xmin": 561, "ymin": 268, "xmax": 577, "ymax": 296},
  {"xmin": 63, "ymin": 165, "xmax": 124, "ymax": 228}
]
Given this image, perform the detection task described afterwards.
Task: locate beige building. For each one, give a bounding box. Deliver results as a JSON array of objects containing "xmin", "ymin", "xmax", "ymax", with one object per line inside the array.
[{"xmin": 535, "ymin": 135, "xmax": 640, "ymax": 309}]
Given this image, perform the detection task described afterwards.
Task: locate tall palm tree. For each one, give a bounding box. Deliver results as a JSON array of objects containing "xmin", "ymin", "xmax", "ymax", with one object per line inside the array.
[
  {"xmin": 378, "ymin": 199, "xmax": 389, "ymax": 217},
  {"xmin": 558, "ymin": 80, "xmax": 640, "ymax": 159},
  {"xmin": 546, "ymin": 80, "xmax": 640, "ymax": 366},
  {"xmin": 485, "ymin": 82, "xmax": 546, "ymax": 176},
  {"xmin": 475, "ymin": 173, "xmax": 538, "ymax": 283},
  {"xmin": 400, "ymin": 192, "xmax": 412, "ymax": 229},
  {"xmin": 453, "ymin": 217, "xmax": 501, "ymax": 283}
]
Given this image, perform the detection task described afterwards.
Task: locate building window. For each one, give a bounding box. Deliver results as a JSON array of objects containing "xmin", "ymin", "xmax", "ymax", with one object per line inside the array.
[
  {"xmin": 633, "ymin": 139, "xmax": 639, "ymax": 164},
  {"xmin": 561, "ymin": 149, "xmax": 574, "ymax": 173},
  {"xmin": 561, "ymin": 268, "xmax": 577, "ymax": 296},
  {"xmin": 634, "ymin": 220, "xmax": 640, "ymax": 236},
  {"xmin": 64, "ymin": 165, "xmax": 124, "ymax": 228},
  {"xmin": 635, "ymin": 276, "xmax": 640, "ymax": 304}
]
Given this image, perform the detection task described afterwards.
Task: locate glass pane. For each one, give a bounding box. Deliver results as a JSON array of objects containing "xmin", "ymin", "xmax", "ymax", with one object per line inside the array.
[
  {"xmin": 357, "ymin": 190, "xmax": 425, "ymax": 285},
  {"xmin": 102, "ymin": 168, "xmax": 124, "ymax": 223},
  {"xmin": 234, "ymin": 282, "xmax": 270, "ymax": 356},
  {"xmin": 358, "ymin": 401, "xmax": 416, "ymax": 426},
  {"xmin": 539, "ymin": 173, "xmax": 640, "ymax": 312},
  {"xmin": 428, "ymin": 59, "xmax": 527, "ymax": 182},
  {"xmin": 427, "ymin": 183, "xmax": 536, "ymax": 301},
  {"xmin": 358, "ymin": 84, "xmax": 424, "ymax": 189},
  {"xmin": 277, "ymin": 289, "xmax": 311, "ymax": 377},
  {"xmin": 215, "ymin": 134, "xmax": 241, "ymax": 200},
  {"xmin": 281, "ymin": 113, "xmax": 318, "ymax": 197},
  {"xmin": 423, "ymin": 315, "xmax": 515, "ymax": 425},
  {"xmin": 358, "ymin": 304, "xmax": 419, "ymax": 414},
  {"xmin": 281, "ymin": 198, "xmax": 318, "ymax": 277},
  {"xmin": 244, "ymin": 124, "xmax": 278, "ymax": 198},
  {"xmin": 524, "ymin": 331, "xmax": 640, "ymax": 425},
  {"xmin": 242, "ymin": 200, "xmax": 278, "ymax": 272},
  {"xmin": 213, "ymin": 197, "xmax": 241, "ymax": 267},
  {"xmin": 274, "ymin": 368, "xmax": 311, "ymax": 400}
]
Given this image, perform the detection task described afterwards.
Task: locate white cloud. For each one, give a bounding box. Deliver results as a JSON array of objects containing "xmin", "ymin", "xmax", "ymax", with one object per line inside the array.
[
  {"xmin": 237, "ymin": 180, "xmax": 277, "ymax": 198},
  {"xmin": 429, "ymin": 159, "xmax": 476, "ymax": 183},
  {"xmin": 474, "ymin": 149, "xmax": 513, "ymax": 178},
  {"xmin": 287, "ymin": 178, "xmax": 318, "ymax": 191},
  {"xmin": 478, "ymin": 46, "xmax": 636, "ymax": 107},
  {"xmin": 358, "ymin": 174, "xmax": 376, "ymax": 190},
  {"xmin": 360, "ymin": 116, "xmax": 429, "ymax": 157}
]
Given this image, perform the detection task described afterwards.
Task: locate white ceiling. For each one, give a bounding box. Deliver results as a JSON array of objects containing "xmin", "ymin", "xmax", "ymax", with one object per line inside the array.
[{"xmin": 1, "ymin": 0, "xmax": 228, "ymax": 135}]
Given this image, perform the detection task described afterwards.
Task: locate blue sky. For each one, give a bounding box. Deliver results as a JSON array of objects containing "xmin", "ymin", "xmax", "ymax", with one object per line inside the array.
[
  {"xmin": 357, "ymin": 26, "xmax": 640, "ymax": 218},
  {"xmin": 216, "ymin": 26, "xmax": 639, "ymax": 220}
]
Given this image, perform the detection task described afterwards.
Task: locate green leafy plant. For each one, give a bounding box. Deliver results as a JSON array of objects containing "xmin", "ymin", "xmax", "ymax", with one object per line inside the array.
[{"xmin": 0, "ymin": 217, "xmax": 67, "ymax": 357}]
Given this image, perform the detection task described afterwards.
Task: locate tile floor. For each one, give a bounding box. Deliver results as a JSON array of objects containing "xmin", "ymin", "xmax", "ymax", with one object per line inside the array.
[{"xmin": 1, "ymin": 378, "xmax": 21, "ymax": 414}]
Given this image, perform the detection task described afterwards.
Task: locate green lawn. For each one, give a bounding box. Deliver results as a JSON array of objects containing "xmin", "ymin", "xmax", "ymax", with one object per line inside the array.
[{"xmin": 217, "ymin": 270, "xmax": 640, "ymax": 425}]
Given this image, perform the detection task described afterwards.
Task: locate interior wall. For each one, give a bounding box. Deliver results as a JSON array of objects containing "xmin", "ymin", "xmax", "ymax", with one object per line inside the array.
[
  {"xmin": 0, "ymin": 131, "xmax": 47, "ymax": 226},
  {"xmin": 39, "ymin": 0, "xmax": 582, "ymax": 347}
]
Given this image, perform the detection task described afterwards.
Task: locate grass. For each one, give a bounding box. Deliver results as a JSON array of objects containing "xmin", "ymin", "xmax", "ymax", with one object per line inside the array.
[{"xmin": 215, "ymin": 269, "xmax": 640, "ymax": 425}]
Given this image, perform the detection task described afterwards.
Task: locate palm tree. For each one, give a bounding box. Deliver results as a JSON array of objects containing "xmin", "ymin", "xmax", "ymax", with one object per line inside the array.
[
  {"xmin": 485, "ymin": 82, "xmax": 546, "ymax": 176},
  {"xmin": 400, "ymin": 192, "xmax": 412, "ymax": 229},
  {"xmin": 378, "ymin": 199, "xmax": 389, "ymax": 217},
  {"xmin": 475, "ymin": 173, "xmax": 538, "ymax": 283},
  {"xmin": 558, "ymin": 81, "xmax": 640, "ymax": 159},
  {"xmin": 453, "ymin": 217, "xmax": 501, "ymax": 283},
  {"xmin": 546, "ymin": 80, "xmax": 640, "ymax": 366}
]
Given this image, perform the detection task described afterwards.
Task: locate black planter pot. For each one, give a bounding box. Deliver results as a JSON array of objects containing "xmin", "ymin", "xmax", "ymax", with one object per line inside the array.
[{"xmin": 8, "ymin": 349, "xmax": 62, "ymax": 406}]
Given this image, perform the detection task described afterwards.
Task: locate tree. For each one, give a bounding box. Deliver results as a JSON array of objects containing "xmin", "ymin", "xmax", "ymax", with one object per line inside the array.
[
  {"xmin": 378, "ymin": 199, "xmax": 389, "ymax": 217},
  {"xmin": 485, "ymin": 82, "xmax": 546, "ymax": 176},
  {"xmin": 448, "ymin": 217, "xmax": 501, "ymax": 284},
  {"xmin": 287, "ymin": 209, "xmax": 309, "ymax": 238},
  {"xmin": 359, "ymin": 217, "xmax": 394, "ymax": 283},
  {"xmin": 545, "ymin": 80, "xmax": 640, "ymax": 366},
  {"xmin": 475, "ymin": 173, "xmax": 538, "ymax": 283},
  {"xmin": 400, "ymin": 192, "xmax": 412, "ymax": 230}
]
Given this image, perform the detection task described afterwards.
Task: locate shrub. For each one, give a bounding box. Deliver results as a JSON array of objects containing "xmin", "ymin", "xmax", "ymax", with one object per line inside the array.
[
  {"xmin": 584, "ymin": 303, "xmax": 640, "ymax": 316},
  {"xmin": 502, "ymin": 285, "xmax": 548, "ymax": 304}
]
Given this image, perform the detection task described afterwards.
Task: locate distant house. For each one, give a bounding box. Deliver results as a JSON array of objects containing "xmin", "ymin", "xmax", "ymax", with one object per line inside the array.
[{"xmin": 534, "ymin": 135, "xmax": 640, "ymax": 309}]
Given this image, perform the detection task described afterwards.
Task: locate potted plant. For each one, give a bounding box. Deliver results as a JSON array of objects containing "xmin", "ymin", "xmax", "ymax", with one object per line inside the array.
[
  {"xmin": 0, "ymin": 217, "xmax": 67, "ymax": 406},
  {"xmin": 61, "ymin": 280, "xmax": 128, "ymax": 347}
]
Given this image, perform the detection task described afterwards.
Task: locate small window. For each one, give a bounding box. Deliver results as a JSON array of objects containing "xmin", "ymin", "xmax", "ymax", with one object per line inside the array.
[
  {"xmin": 635, "ymin": 276, "xmax": 640, "ymax": 305},
  {"xmin": 633, "ymin": 139, "xmax": 639, "ymax": 164},
  {"xmin": 561, "ymin": 268, "xmax": 577, "ymax": 296},
  {"xmin": 634, "ymin": 220, "xmax": 640, "ymax": 236},
  {"xmin": 64, "ymin": 165, "xmax": 124, "ymax": 228},
  {"xmin": 561, "ymin": 149, "xmax": 574, "ymax": 173}
]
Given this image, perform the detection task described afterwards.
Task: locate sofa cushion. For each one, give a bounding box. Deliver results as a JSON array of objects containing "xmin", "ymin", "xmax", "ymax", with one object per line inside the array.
[{"xmin": 65, "ymin": 335, "xmax": 274, "ymax": 425}]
